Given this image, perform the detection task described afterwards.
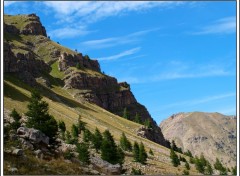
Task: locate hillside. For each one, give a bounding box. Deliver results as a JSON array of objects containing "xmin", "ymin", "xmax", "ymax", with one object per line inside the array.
[
  {"xmin": 3, "ymin": 13, "xmax": 198, "ymax": 175},
  {"xmin": 160, "ymin": 112, "xmax": 237, "ymax": 168}
]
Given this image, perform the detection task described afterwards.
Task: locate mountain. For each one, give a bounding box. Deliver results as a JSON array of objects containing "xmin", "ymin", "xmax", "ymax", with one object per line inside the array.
[
  {"xmin": 160, "ymin": 112, "xmax": 236, "ymax": 168},
  {"xmin": 3, "ymin": 13, "xmax": 193, "ymax": 175},
  {"xmin": 4, "ymin": 13, "xmax": 166, "ymax": 147}
]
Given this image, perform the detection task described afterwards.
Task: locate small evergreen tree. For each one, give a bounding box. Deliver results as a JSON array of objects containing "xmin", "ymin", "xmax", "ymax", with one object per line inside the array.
[
  {"xmin": 76, "ymin": 142, "xmax": 90, "ymax": 165},
  {"xmin": 185, "ymin": 161, "xmax": 190, "ymax": 170},
  {"xmin": 144, "ymin": 119, "xmax": 152, "ymax": 129},
  {"xmin": 77, "ymin": 116, "xmax": 86, "ymax": 134},
  {"xmin": 205, "ymin": 161, "xmax": 213, "ymax": 175},
  {"xmin": 116, "ymin": 145, "xmax": 125, "ymax": 165},
  {"xmin": 58, "ymin": 120, "xmax": 66, "ymax": 132},
  {"xmin": 179, "ymin": 156, "xmax": 186, "ymax": 162},
  {"xmin": 214, "ymin": 158, "xmax": 227, "ymax": 175},
  {"xmin": 25, "ymin": 90, "xmax": 58, "ymax": 140},
  {"xmin": 149, "ymin": 149, "xmax": 154, "ymax": 156},
  {"xmin": 189, "ymin": 157, "xmax": 195, "ymax": 164},
  {"xmin": 184, "ymin": 150, "xmax": 193, "ymax": 158},
  {"xmin": 92, "ymin": 128, "xmax": 103, "ymax": 152},
  {"xmin": 134, "ymin": 113, "xmax": 141, "ymax": 124},
  {"xmin": 123, "ymin": 107, "xmax": 129, "ymax": 119},
  {"xmin": 83, "ymin": 129, "xmax": 92, "ymax": 143},
  {"xmin": 232, "ymin": 166, "xmax": 237, "ymax": 175},
  {"xmin": 139, "ymin": 142, "xmax": 148, "ymax": 164},
  {"xmin": 133, "ymin": 141, "xmax": 140, "ymax": 162},
  {"xmin": 76, "ymin": 63, "xmax": 81, "ymax": 69},
  {"xmin": 100, "ymin": 130, "xmax": 118, "ymax": 164},
  {"xmin": 71, "ymin": 124, "xmax": 79, "ymax": 139},
  {"xmin": 170, "ymin": 149, "xmax": 180, "ymax": 167},
  {"xmin": 195, "ymin": 156, "xmax": 205, "ymax": 174},
  {"xmin": 120, "ymin": 132, "xmax": 132, "ymax": 151},
  {"xmin": 10, "ymin": 109, "xmax": 21, "ymax": 130},
  {"xmin": 200, "ymin": 153, "xmax": 207, "ymax": 167}
]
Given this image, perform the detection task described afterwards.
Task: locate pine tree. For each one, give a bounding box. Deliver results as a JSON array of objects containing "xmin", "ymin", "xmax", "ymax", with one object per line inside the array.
[
  {"xmin": 123, "ymin": 107, "xmax": 129, "ymax": 119},
  {"xmin": 120, "ymin": 132, "xmax": 132, "ymax": 151},
  {"xmin": 92, "ymin": 128, "xmax": 103, "ymax": 152},
  {"xmin": 71, "ymin": 124, "xmax": 79, "ymax": 138},
  {"xmin": 10, "ymin": 109, "xmax": 21, "ymax": 130},
  {"xmin": 200, "ymin": 153, "xmax": 207, "ymax": 167},
  {"xmin": 133, "ymin": 141, "xmax": 140, "ymax": 162},
  {"xmin": 131, "ymin": 168, "xmax": 143, "ymax": 175},
  {"xmin": 139, "ymin": 142, "xmax": 148, "ymax": 164},
  {"xmin": 185, "ymin": 161, "xmax": 190, "ymax": 170},
  {"xmin": 149, "ymin": 149, "xmax": 154, "ymax": 156},
  {"xmin": 170, "ymin": 149, "xmax": 180, "ymax": 167},
  {"xmin": 134, "ymin": 113, "xmax": 141, "ymax": 124},
  {"xmin": 83, "ymin": 129, "xmax": 92, "ymax": 143},
  {"xmin": 144, "ymin": 119, "xmax": 152, "ymax": 129},
  {"xmin": 76, "ymin": 142, "xmax": 90, "ymax": 165},
  {"xmin": 116, "ymin": 145, "xmax": 125, "ymax": 165},
  {"xmin": 25, "ymin": 90, "xmax": 58, "ymax": 140},
  {"xmin": 184, "ymin": 150, "xmax": 193, "ymax": 158},
  {"xmin": 77, "ymin": 116, "xmax": 86, "ymax": 134},
  {"xmin": 214, "ymin": 158, "xmax": 227, "ymax": 174},
  {"xmin": 232, "ymin": 166, "xmax": 237, "ymax": 175},
  {"xmin": 195, "ymin": 156, "xmax": 205, "ymax": 174},
  {"xmin": 205, "ymin": 161, "xmax": 213, "ymax": 175},
  {"xmin": 58, "ymin": 120, "xmax": 66, "ymax": 132},
  {"xmin": 100, "ymin": 130, "xmax": 118, "ymax": 164}
]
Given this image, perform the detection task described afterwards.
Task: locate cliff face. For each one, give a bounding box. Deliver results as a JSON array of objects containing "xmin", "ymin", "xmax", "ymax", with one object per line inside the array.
[
  {"xmin": 4, "ymin": 14, "xmax": 167, "ymax": 146},
  {"xmin": 160, "ymin": 112, "xmax": 236, "ymax": 167}
]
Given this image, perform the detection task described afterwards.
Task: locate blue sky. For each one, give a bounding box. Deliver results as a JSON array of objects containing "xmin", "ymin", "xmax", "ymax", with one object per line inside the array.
[{"xmin": 4, "ymin": 1, "xmax": 236, "ymax": 124}]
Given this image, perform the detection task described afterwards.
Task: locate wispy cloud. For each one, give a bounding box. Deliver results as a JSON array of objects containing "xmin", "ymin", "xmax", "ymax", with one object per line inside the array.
[
  {"xmin": 191, "ymin": 16, "xmax": 236, "ymax": 35},
  {"xmin": 98, "ymin": 47, "xmax": 141, "ymax": 61},
  {"xmin": 43, "ymin": 1, "xmax": 183, "ymax": 24},
  {"xmin": 48, "ymin": 26, "xmax": 94, "ymax": 39},
  {"xmin": 80, "ymin": 28, "xmax": 160, "ymax": 49},
  {"xmin": 4, "ymin": 1, "xmax": 16, "ymax": 6},
  {"xmin": 160, "ymin": 92, "xmax": 236, "ymax": 110}
]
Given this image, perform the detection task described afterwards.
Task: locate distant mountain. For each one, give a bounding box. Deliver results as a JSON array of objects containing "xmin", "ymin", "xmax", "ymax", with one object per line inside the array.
[{"xmin": 160, "ymin": 112, "xmax": 236, "ymax": 168}]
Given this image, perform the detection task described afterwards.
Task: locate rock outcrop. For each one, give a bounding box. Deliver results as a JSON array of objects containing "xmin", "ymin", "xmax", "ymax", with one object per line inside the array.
[{"xmin": 160, "ymin": 112, "xmax": 237, "ymax": 167}]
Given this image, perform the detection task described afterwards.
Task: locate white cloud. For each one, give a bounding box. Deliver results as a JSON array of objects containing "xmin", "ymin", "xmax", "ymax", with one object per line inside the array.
[
  {"xmin": 48, "ymin": 26, "xmax": 93, "ymax": 39},
  {"xmin": 43, "ymin": 1, "xmax": 183, "ymax": 24},
  {"xmin": 98, "ymin": 47, "xmax": 141, "ymax": 61},
  {"xmin": 160, "ymin": 92, "xmax": 236, "ymax": 110},
  {"xmin": 4, "ymin": 1, "xmax": 16, "ymax": 6},
  {"xmin": 191, "ymin": 16, "xmax": 236, "ymax": 35},
  {"xmin": 80, "ymin": 28, "xmax": 160, "ymax": 49}
]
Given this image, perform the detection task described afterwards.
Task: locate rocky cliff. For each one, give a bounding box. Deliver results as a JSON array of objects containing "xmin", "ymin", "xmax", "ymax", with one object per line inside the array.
[
  {"xmin": 160, "ymin": 112, "xmax": 236, "ymax": 167},
  {"xmin": 4, "ymin": 14, "xmax": 167, "ymax": 147}
]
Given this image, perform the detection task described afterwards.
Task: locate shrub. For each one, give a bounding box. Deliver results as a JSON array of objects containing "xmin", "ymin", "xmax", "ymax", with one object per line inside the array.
[
  {"xmin": 131, "ymin": 168, "xmax": 143, "ymax": 175},
  {"xmin": 149, "ymin": 149, "xmax": 154, "ymax": 156},
  {"xmin": 10, "ymin": 108, "xmax": 21, "ymax": 130},
  {"xmin": 183, "ymin": 169, "xmax": 189, "ymax": 175}
]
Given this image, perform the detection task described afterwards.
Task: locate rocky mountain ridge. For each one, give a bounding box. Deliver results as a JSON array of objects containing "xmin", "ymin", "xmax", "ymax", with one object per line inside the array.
[
  {"xmin": 4, "ymin": 13, "xmax": 167, "ymax": 147},
  {"xmin": 160, "ymin": 112, "xmax": 236, "ymax": 168}
]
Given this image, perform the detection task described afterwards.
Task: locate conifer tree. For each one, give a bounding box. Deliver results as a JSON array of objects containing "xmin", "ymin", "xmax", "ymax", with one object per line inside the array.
[
  {"xmin": 123, "ymin": 107, "xmax": 129, "ymax": 119},
  {"xmin": 10, "ymin": 109, "xmax": 21, "ymax": 130},
  {"xmin": 100, "ymin": 130, "xmax": 119, "ymax": 164},
  {"xmin": 133, "ymin": 141, "xmax": 140, "ymax": 162},
  {"xmin": 149, "ymin": 149, "xmax": 154, "ymax": 156},
  {"xmin": 116, "ymin": 145, "xmax": 125, "ymax": 165},
  {"xmin": 170, "ymin": 149, "xmax": 180, "ymax": 167},
  {"xmin": 92, "ymin": 128, "xmax": 103, "ymax": 152},
  {"xmin": 120, "ymin": 132, "xmax": 132, "ymax": 151},
  {"xmin": 214, "ymin": 158, "xmax": 227, "ymax": 175},
  {"xmin": 195, "ymin": 156, "xmax": 205, "ymax": 174},
  {"xmin": 134, "ymin": 113, "xmax": 141, "ymax": 124},
  {"xmin": 76, "ymin": 142, "xmax": 90, "ymax": 165},
  {"xmin": 185, "ymin": 161, "xmax": 190, "ymax": 170},
  {"xmin": 83, "ymin": 129, "xmax": 92, "ymax": 143},
  {"xmin": 25, "ymin": 90, "xmax": 58, "ymax": 140},
  {"xmin": 77, "ymin": 116, "xmax": 86, "ymax": 134},
  {"xmin": 205, "ymin": 161, "xmax": 213, "ymax": 175},
  {"xmin": 144, "ymin": 119, "xmax": 152, "ymax": 129},
  {"xmin": 232, "ymin": 166, "xmax": 237, "ymax": 175},
  {"xmin": 58, "ymin": 120, "xmax": 66, "ymax": 132},
  {"xmin": 71, "ymin": 124, "xmax": 79, "ymax": 138},
  {"xmin": 139, "ymin": 142, "xmax": 148, "ymax": 164}
]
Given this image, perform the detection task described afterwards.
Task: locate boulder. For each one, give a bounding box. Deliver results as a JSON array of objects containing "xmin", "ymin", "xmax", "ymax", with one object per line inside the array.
[
  {"xmin": 90, "ymin": 157, "xmax": 121, "ymax": 175},
  {"xmin": 19, "ymin": 138, "xmax": 34, "ymax": 150},
  {"xmin": 12, "ymin": 149, "xmax": 23, "ymax": 156},
  {"xmin": 17, "ymin": 127, "xmax": 49, "ymax": 146},
  {"xmin": 58, "ymin": 143, "xmax": 76, "ymax": 153}
]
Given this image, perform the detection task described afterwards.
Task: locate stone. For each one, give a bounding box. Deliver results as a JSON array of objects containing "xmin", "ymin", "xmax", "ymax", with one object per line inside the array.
[
  {"xmin": 34, "ymin": 149, "xmax": 43, "ymax": 159},
  {"xmin": 19, "ymin": 138, "xmax": 34, "ymax": 150},
  {"xmin": 58, "ymin": 143, "xmax": 76, "ymax": 153},
  {"xmin": 17, "ymin": 127, "xmax": 49, "ymax": 146},
  {"xmin": 8, "ymin": 167, "xmax": 18, "ymax": 173},
  {"xmin": 12, "ymin": 149, "xmax": 23, "ymax": 156}
]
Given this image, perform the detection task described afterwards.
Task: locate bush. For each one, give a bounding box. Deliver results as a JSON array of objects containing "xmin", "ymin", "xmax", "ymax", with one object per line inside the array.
[
  {"xmin": 149, "ymin": 149, "xmax": 154, "ymax": 156},
  {"xmin": 25, "ymin": 90, "xmax": 58, "ymax": 140},
  {"xmin": 63, "ymin": 150, "xmax": 74, "ymax": 160}
]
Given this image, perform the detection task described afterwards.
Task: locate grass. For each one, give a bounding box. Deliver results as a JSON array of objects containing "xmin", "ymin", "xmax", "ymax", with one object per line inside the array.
[{"xmin": 50, "ymin": 61, "xmax": 65, "ymax": 79}]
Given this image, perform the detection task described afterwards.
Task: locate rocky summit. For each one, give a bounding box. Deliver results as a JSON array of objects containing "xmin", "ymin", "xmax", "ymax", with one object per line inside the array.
[
  {"xmin": 4, "ymin": 13, "xmax": 166, "ymax": 146},
  {"xmin": 160, "ymin": 112, "xmax": 236, "ymax": 168}
]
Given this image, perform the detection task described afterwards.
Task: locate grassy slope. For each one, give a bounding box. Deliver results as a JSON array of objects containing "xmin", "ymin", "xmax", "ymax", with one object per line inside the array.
[{"xmin": 4, "ymin": 73, "xmax": 198, "ymax": 175}]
